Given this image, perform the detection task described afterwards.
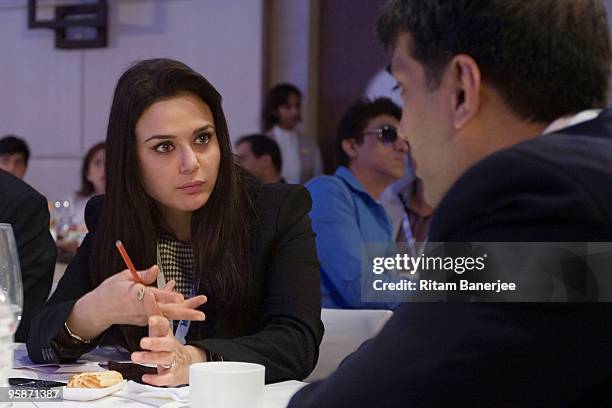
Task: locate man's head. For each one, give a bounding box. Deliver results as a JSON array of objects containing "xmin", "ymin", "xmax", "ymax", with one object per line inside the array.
[
  {"xmin": 378, "ymin": 0, "xmax": 611, "ymax": 206},
  {"xmin": 0, "ymin": 135, "xmax": 30, "ymax": 179},
  {"xmin": 337, "ymin": 97, "xmax": 407, "ymax": 188},
  {"xmin": 235, "ymin": 134, "xmax": 283, "ymax": 183}
]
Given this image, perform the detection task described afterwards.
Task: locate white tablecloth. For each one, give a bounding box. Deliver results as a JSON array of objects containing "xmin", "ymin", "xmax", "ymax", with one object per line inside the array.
[{"xmin": 7, "ymin": 344, "xmax": 305, "ymax": 408}]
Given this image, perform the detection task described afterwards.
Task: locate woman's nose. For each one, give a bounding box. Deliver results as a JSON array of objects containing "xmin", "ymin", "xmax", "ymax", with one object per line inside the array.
[{"xmin": 179, "ymin": 147, "xmax": 199, "ymax": 174}]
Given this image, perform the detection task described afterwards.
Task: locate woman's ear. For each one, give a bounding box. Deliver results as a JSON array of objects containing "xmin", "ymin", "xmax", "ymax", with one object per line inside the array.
[{"xmin": 446, "ymin": 54, "xmax": 481, "ymax": 129}]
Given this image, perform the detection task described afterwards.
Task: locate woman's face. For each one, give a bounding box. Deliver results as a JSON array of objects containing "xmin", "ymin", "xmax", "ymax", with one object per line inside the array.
[
  {"xmin": 276, "ymin": 92, "xmax": 301, "ymax": 130},
  {"xmin": 86, "ymin": 148, "xmax": 106, "ymax": 194},
  {"xmin": 135, "ymin": 93, "xmax": 221, "ymax": 220}
]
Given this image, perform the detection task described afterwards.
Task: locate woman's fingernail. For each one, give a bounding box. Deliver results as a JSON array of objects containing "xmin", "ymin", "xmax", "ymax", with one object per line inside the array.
[{"xmin": 200, "ymin": 313, "xmax": 206, "ymax": 321}]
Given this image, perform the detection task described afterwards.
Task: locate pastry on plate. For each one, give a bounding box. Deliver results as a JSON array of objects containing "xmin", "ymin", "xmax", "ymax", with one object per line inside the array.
[{"xmin": 67, "ymin": 370, "xmax": 124, "ymax": 388}]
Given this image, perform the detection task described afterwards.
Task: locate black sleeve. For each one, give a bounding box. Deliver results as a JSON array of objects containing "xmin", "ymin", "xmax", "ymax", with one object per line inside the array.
[
  {"xmin": 289, "ymin": 215, "xmax": 612, "ymax": 406},
  {"xmin": 188, "ymin": 186, "xmax": 324, "ymax": 383},
  {"xmin": 26, "ymin": 197, "xmax": 102, "ymax": 363},
  {"xmin": 289, "ymin": 150, "xmax": 612, "ymax": 407},
  {"xmin": 6, "ymin": 189, "xmax": 56, "ymax": 343}
]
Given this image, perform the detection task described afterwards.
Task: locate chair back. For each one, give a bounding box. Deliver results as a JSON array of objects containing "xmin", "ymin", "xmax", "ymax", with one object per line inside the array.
[{"xmin": 305, "ymin": 308, "xmax": 393, "ymax": 382}]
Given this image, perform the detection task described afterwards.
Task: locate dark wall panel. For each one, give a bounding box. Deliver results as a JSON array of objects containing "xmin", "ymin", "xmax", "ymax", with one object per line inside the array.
[{"xmin": 318, "ymin": 0, "xmax": 389, "ymax": 172}]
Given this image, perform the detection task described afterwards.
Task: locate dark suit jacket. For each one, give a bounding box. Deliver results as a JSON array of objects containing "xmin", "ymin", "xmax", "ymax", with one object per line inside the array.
[
  {"xmin": 289, "ymin": 110, "xmax": 612, "ymax": 407},
  {"xmin": 0, "ymin": 170, "xmax": 56, "ymax": 342},
  {"xmin": 27, "ymin": 182, "xmax": 324, "ymax": 383}
]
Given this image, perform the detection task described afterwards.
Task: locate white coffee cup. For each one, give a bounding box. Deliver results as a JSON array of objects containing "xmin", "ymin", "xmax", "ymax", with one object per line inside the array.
[{"xmin": 189, "ymin": 362, "xmax": 265, "ymax": 408}]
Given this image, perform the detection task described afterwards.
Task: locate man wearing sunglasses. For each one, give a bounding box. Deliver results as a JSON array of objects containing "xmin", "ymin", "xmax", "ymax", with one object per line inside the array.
[{"xmin": 306, "ymin": 97, "xmax": 408, "ymax": 309}]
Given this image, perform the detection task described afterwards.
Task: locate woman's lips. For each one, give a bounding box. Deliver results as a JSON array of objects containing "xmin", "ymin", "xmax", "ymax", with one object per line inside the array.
[{"xmin": 178, "ymin": 181, "xmax": 205, "ymax": 194}]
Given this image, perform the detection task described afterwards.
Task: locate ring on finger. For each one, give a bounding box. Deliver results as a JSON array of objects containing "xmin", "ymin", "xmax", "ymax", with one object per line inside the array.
[
  {"xmin": 136, "ymin": 286, "xmax": 145, "ymax": 301},
  {"xmin": 159, "ymin": 358, "xmax": 177, "ymax": 369}
]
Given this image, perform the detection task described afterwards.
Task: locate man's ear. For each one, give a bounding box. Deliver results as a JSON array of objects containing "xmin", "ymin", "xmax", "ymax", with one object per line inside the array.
[
  {"xmin": 446, "ymin": 54, "xmax": 481, "ymax": 129},
  {"xmin": 341, "ymin": 139, "xmax": 359, "ymax": 160}
]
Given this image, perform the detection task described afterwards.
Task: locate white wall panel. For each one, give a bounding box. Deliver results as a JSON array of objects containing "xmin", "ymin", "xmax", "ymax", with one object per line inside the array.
[
  {"xmin": 1, "ymin": 0, "xmax": 264, "ymax": 199},
  {"xmin": 0, "ymin": 6, "xmax": 82, "ymax": 158},
  {"xmin": 25, "ymin": 158, "xmax": 81, "ymax": 202}
]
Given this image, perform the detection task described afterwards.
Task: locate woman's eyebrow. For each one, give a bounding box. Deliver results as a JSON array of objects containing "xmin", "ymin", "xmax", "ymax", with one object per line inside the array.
[
  {"xmin": 193, "ymin": 124, "xmax": 215, "ymax": 134},
  {"xmin": 144, "ymin": 125, "xmax": 215, "ymax": 143},
  {"xmin": 144, "ymin": 134, "xmax": 176, "ymax": 143}
]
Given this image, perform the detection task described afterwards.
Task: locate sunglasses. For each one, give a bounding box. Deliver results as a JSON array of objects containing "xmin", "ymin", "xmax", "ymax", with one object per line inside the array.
[{"xmin": 362, "ymin": 125, "xmax": 404, "ymax": 146}]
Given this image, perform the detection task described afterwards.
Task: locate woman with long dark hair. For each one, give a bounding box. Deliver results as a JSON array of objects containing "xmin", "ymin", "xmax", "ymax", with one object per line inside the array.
[
  {"xmin": 56, "ymin": 142, "xmax": 106, "ymax": 257},
  {"xmin": 27, "ymin": 59, "xmax": 323, "ymax": 386},
  {"xmin": 262, "ymin": 83, "xmax": 322, "ymax": 184}
]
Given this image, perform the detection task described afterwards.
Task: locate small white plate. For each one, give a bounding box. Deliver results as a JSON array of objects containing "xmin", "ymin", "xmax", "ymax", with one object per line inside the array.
[{"xmin": 63, "ymin": 380, "xmax": 126, "ymax": 401}]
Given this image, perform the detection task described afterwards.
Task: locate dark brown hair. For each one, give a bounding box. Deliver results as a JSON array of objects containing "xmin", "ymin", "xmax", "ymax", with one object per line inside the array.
[
  {"xmin": 261, "ymin": 83, "xmax": 302, "ymax": 131},
  {"xmin": 91, "ymin": 58, "xmax": 256, "ymax": 351},
  {"xmin": 76, "ymin": 142, "xmax": 105, "ymax": 198}
]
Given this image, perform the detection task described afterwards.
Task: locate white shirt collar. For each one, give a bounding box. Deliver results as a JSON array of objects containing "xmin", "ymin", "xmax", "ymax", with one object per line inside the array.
[{"xmin": 541, "ymin": 109, "xmax": 602, "ymax": 135}]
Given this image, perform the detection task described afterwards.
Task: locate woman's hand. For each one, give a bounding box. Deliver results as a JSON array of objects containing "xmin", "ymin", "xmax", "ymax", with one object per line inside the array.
[
  {"xmin": 131, "ymin": 291, "xmax": 207, "ymax": 386},
  {"xmin": 93, "ymin": 265, "xmax": 207, "ymax": 326},
  {"xmin": 66, "ymin": 265, "xmax": 206, "ymax": 341}
]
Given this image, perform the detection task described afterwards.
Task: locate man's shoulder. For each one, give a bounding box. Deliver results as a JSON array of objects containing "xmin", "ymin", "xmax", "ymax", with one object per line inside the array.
[
  {"xmin": 431, "ymin": 117, "xmax": 612, "ymax": 241},
  {"xmin": 0, "ymin": 170, "xmax": 45, "ymax": 209},
  {"xmin": 306, "ymin": 175, "xmax": 357, "ymax": 207},
  {"xmin": 307, "ymin": 175, "xmax": 346, "ymax": 192}
]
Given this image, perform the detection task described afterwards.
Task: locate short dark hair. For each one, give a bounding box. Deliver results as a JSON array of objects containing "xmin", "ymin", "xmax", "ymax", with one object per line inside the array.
[
  {"xmin": 236, "ymin": 134, "xmax": 282, "ymax": 173},
  {"xmin": 377, "ymin": 0, "xmax": 611, "ymax": 123},
  {"xmin": 0, "ymin": 135, "xmax": 30, "ymax": 165},
  {"xmin": 336, "ymin": 97, "xmax": 401, "ymax": 167},
  {"xmin": 261, "ymin": 83, "xmax": 302, "ymax": 131}
]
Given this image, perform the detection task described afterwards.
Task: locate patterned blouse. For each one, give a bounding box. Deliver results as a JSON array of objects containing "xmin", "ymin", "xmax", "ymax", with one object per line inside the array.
[{"xmin": 157, "ymin": 232, "xmax": 195, "ymax": 299}]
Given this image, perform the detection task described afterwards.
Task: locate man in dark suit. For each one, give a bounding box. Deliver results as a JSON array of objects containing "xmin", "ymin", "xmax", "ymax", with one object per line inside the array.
[
  {"xmin": 0, "ymin": 170, "xmax": 56, "ymax": 342},
  {"xmin": 289, "ymin": 0, "xmax": 612, "ymax": 406}
]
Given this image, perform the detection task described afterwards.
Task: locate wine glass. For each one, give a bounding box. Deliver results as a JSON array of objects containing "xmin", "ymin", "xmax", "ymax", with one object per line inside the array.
[
  {"xmin": 0, "ymin": 223, "xmax": 23, "ymax": 333},
  {"xmin": 0, "ymin": 224, "xmax": 22, "ymax": 400}
]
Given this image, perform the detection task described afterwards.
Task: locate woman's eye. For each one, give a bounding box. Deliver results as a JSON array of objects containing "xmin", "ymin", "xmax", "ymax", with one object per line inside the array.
[
  {"xmin": 154, "ymin": 142, "xmax": 174, "ymax": 153},
  {"xmin": 195, "ymin": 133, "xmax": 211, "ymax": 145}
]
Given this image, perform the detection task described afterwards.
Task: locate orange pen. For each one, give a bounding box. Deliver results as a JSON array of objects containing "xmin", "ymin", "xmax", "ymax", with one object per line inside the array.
[{"xmin": 115, "ymin": 240, "xmax": 143, "ymax": 284}]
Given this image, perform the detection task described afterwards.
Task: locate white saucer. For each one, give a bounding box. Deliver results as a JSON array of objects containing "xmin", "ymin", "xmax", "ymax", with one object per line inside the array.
[{"xmin": 63, "ymin": 380, "xmax": 127, "ymax": 401}]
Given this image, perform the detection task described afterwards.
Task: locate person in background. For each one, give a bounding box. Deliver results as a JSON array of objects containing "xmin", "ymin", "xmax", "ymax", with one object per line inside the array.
[
  {"xmin": 379, "ymin": 154, "xmax": 432, "ymax": 254},
  {"xmin": 381, "ymin": 173, "xmax": 433, "ymax": 256},
  {"xmin": 306, "ymin": 97, "xmax": 407, "ymax": 309},
  {"xmin": 235, "ymin": 134, "xmax": 284, "ymax": 183},
  {"xmin": 289, "ymin": 0, "xmax": 612, "ymax": 406},
  {"xmin": 0, "ymin": 170, "xmax": 56, "ymax": 342},
  {"xmin": 56, "ymin": 142, "xmax": 106, "ymax": 257},
  {"xmin": 262, "ymin": 83, "xmax": 322, "ymax": 184},
  {"xmin": 396, "ymin": 177, "xmax": 432, "ymax": 251},
  {"xmin": 0, "ymin": 135, "xmax": 30, "ymax": 179},
  {"xmin": 27, "ymin": 58, "xmax": 323, "ymax": 387}
]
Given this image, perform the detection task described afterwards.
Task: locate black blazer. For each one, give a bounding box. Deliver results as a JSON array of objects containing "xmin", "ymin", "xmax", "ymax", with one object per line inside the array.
[
  {"xmin": 0, "ymin": 170, "xmax": 56, "ymax": 342},
  {"xmin": 289, "ymin": 111, "xmax": 612, "ymax": 407},
  {"xmin": 27, "ymin": 182, "xmax": 324, "ymax": 383}
]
